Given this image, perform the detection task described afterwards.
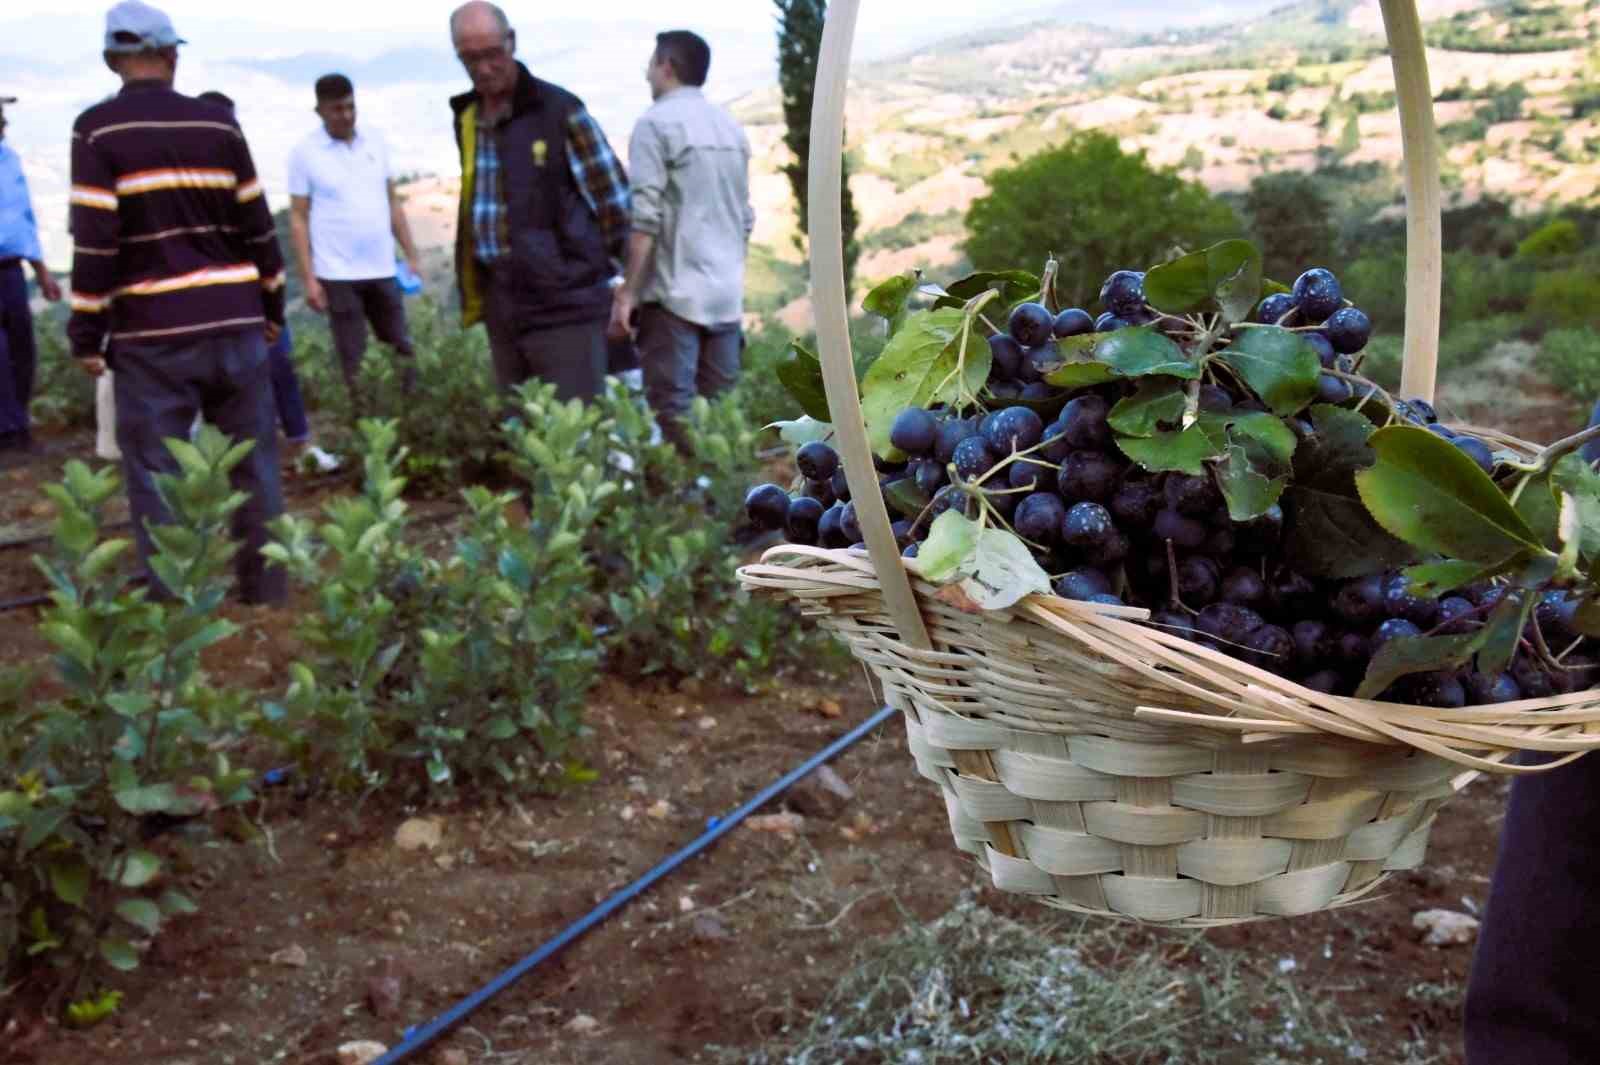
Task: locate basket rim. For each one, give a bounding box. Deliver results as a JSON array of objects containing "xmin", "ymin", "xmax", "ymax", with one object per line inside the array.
[{"xmin": 741, "ymin": 543, "xmax": 1600, "ymax": 776}]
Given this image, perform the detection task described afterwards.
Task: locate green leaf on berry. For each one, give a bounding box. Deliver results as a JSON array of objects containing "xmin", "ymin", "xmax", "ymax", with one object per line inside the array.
[
  {"xmin": 1284, "ymin": 405, "xmax": 1418, "ymax": 579},
  {"xmin": 917, "ymin": 511, "xmax": 981, "ymax": 583},
  {"xmin": 1477, "ymin": 591, "xmax": 1533, "ymax": 676},
  {"xmin": 775, "ymin": 342, "xmax": 832, "ymax": 423},
  {"xmin": 1356, "ymin": 426, "xmax": 1541, "ymax": 566},
  {"xmin": 1108, "ymin": 378, "xmax": 1187, "ymax": 437},
  {"xmin": 1143, "ymin": 239, "xmax": 1262, "ymax": 323},
  {"xmin": 963, "ymin": 527, "xmax": 1053, "ymax": 609},
  {"xmin": 933, "ymin": 269, "xmax": 1041, "ymax": 312},
  {"xmin": 1197, "ymin": 410, "xmax": 1298, "ymax": 466},
  {"xmin": 1116, "ymin": 425, "xmax": 1224, "ymax": 475},
  {"xmin": 764, "ymin": 416, "xmax": 834, "ymax": 448},
  {"xmin": 1216, "ymin": 326, "xmax": 1320, "ymax": 416},
  {"xmin": 1402, "ymin": 559, "xmax": 1497, "ymax": 598},
  {"xmin": 1043, "ymin": 363, "xmax": 1117, "ymax": 390},
  {"xmin": 1355, "ymin": 629, "xmax": 1487, "ymax": 701},
  {"xmin": 883, "ymin": 478, "xmax": 931, "ymax": 520},
  {"xmin": 1513, "ymin": 472, "xmax": 1561, "ymax": 551},
  {"xmin": 863, "ymin": 273, "xmax": 917, "ymax": 326},
  {"xmin": 1094, "ymin": 326, "xmax": 1201, "ymax": 380},
  {"xmin": 859, "ymin": 308, "xmax": 991, "ymax": 458},
  {"xmin": 1215, "ymin": 443, "xmax": 1287, "ymax": 521},
  {"xmin": 1551, "ymin": 454, "xmax": 1600, "ymax": 561}
]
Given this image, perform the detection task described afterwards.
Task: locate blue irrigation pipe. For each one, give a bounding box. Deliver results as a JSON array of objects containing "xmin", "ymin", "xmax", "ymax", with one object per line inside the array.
[{"xmin": 372, "ymin": 704, "xmax": 899, "ymax": 1065}]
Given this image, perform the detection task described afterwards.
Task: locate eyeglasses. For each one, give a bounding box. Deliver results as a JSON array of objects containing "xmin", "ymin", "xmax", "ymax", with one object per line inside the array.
[{"xmin": 456, "ymin": 39, "xmax": 511, "ymax": 69}]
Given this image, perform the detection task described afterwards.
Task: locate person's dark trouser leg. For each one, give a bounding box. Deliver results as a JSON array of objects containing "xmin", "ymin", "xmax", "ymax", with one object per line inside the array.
[
  {"xmin": 518, "ymin": 320, "xmax": 606, "ymax": 404},
  {"xmin": 362, "ymin": 278, "xmax": 418, "ymax": 395},
  {"xmin": 266, "ymin": 334, "xmax": 310, "ymax": 443},
  {"xmin": 112, "ymin": 340, "xmax": 205, "ymax": 595},
  {"xmin": 323, "ymin": 279, "xmax": 371, "ymax": 411},
  {"xmin": 696, "ymin": 322, "xmax": 743, "ymax": 399},
  {"xmin": 202, "ymin": 331, "xmax": 285, "ymax": 605},
  {"xmin": 482, "ymin": 263, "xmax": 529, "ymax": 398},
  {"xmin": 0, "ymin": 262, "xmax": 36, "ymax": 441},
  {"xmin": 1464, "ymin": 753, "xmax": 1600, "ymax": 1063},
  {"xmin": 638, "ymin": 304, "xmax": 701, "ymax": 452}
]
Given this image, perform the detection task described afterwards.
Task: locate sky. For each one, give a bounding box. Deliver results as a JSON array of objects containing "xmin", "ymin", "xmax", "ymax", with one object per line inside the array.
[{"xmin": 1, "ymin": 0, "xmax": 1062, "ymax": 43}]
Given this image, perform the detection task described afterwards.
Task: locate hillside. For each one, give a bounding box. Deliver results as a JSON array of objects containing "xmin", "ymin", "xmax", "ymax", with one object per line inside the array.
[{"xmin": 723, "ymin": 0, "xmax": 1600, "ymax": 332}]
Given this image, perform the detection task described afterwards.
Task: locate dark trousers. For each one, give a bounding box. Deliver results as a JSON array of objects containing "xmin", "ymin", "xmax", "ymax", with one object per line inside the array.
[
  {"xmin": 111, "ymin": 330, "xmax": 286, "ymax": 605},
  {"xmin": 1464, "ymin": 753, "xmax": 1600, "ymax": 1063},
  {"xmin": 267, "ymin": 323, "xmax": 309, "ymax": 442},
  {"xmin": 322, "ymin": 277, "xmax": 416, "ymax": 404},
  {"xmin": 0, "ymin": 261, "xmax": 37, "ymax": 441},
  {"xmin": 637, "ymin": 303, "xmax": 741, "ymax": 450},
  {"xmin": 480, "ymin": 262, "xmax": 606, "ymax": 403}
]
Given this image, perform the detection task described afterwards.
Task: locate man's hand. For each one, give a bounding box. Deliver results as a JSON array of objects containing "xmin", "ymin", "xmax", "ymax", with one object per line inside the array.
[
  {"xmin": 304, "ymin": 277, "xmax": 328, "ymax": 314},
  {"xmin": 608, "ymin": 287, "xmax": 636, "ymax": 341},
  {"xmin": 264, "ymin": 321, "xmax": 283, "ymax": 346},
  {"xmin": 79, "ymin": 356, "xmax": 107, "ymax": 378},
  {"xmin": 406, "ymin": 255, "xmax": 424, "ymax": 289},
  {"xmin": 32, "ymin": 263, "xmax": 61, "ymax": 303}
]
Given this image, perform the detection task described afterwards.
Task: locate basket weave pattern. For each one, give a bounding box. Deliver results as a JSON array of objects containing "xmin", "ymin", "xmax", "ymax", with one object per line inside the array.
[{"xmin": 742, "ymin": 547, "xmax": 1600, "ymax": 923}]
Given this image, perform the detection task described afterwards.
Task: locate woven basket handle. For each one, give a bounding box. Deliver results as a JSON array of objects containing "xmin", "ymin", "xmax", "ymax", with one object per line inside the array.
[{"xmin": 806, "ymin": 0, "xmax": 1443, "ymax": 646}]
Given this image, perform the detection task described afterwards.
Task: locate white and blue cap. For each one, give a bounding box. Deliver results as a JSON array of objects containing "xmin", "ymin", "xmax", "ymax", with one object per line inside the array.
[{"xmin": 103, "ymin": 0, "xmax": 186, "ymax": 54}]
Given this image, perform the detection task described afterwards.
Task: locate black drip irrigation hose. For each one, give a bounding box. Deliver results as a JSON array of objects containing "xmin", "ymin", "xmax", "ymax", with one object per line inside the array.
[{"xmin": 370, "ymin": 704, "xmax": 899, "ymax": 1065}]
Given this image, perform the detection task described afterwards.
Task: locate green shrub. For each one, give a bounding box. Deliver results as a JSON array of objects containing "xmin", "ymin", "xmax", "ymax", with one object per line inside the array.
[
  {"xmin": 1529, "ymin": 269, "xmax": 1600, "ymax": 330},
  {"xmin": 1517, "ymin": 218, "xmax": 1582, "ymax": 259},
  {"xmin": 2, "ymin": 433, "xmax": 259, "ymax": 1008},
  {"xmin": 1538, "ymin": 328, "xmax": 1600, "ymax": 400},
  {"xmin": 300, "ymin": 301, "xmax": 505, "ymax": 496},
  {"xmin": 28, "ymin": 324, "xmax": 96, "ymax": 432},
  {"xmin": 264, "ymin": 401, "xmax": 606, "ymax": 797},
  {"xmin": 1358, "ymin": 314, "xmax": 1528, "ymax": 390},
  {"xmin": 964, "ymin": 131, "xmax": 1240, "ymax": 310}
]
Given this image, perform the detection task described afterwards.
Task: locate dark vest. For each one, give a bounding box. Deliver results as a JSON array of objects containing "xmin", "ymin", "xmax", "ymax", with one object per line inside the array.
[{"xmin": 457, "ymin": 74, "xmax": 613, "ymax": 331}]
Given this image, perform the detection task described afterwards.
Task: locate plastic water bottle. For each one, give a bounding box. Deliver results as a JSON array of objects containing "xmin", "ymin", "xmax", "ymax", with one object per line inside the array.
[{"xmin": 396, "ymin": 257, "xmax": 422, "ymax": 296}]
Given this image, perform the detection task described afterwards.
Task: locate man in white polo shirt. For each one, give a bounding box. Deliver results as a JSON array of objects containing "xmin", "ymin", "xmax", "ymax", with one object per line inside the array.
[{"xmin": 287, "ymin": 72, "xmax": 421, "ymax": 410}]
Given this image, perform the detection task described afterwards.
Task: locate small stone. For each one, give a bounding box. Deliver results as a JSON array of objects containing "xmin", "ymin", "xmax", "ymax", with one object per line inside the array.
[
  {"xmin": 619, "ymin": 804, "xmax": 636, "ymax": 822},
  {"xmin": 678, "ymin": 895, "xmax": 695, "ymax": 913},
  {"xmin": 1413, "ymin": 908, "xmax": 1480, "ymax": 946},
  {"xmin": 565, "ymin": 1014, "xmax": 601, "ymax": 1035},
  {"xmin": 691, "ymin": 913, "xmax": 731, "ymax": 942},
  {"xmin": 366, "ymin": 957, "xmax": 405, "ymax": 1018},
  {"xmin": 387, "ymin": 909, "xmax": 411, "ymax": 927},
  {"xmin": 434, "ymin": 853, "xmax": 456, "ymax": 870},
  {"xmin": 269, "ymin": 944, "xmax": 308, "ymax": 968},
  {"xmin": 337, "ymin": 1041, "xmax": 389, "ymax": 1065},
  {"xmin": 394, "ymin": 818, "xmax": 444, "ymax": 852},
  {"xmin": 434, "ymin": 1051, "xmax": 469, "ymax": 1065},
  {"xmin": 647, "ymin": 799, "xmax": 672, "ymax": 820},
  {"xmin": 745, "ymin": 813, "xmax": 805, "ymax": 837},
  {"xmin": 814, "ymin": 698, "xmax": 843, "ymax": 719},
  {"xmin": 785, "ymin": 765, "xmax": 854, "ymax": 821},
  {"xmin": 697, "ymin": 715, "xmax": 718, "ymax": 731}
]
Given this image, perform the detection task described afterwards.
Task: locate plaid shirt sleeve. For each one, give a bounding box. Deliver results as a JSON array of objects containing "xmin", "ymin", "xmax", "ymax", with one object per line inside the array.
[{"xmin": 565, "ymin": 107, "xmax": 630, "ymax": 264}]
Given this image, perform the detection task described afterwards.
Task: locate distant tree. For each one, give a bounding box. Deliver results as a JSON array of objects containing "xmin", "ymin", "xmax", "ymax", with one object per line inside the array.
[
  {"xmin": 963, "ymin": 132, "xmax": 1240, "ymax": 309},
  {"xmin": 1244, "ymin": 172, "xmax": 1339, "ymax": 283},
  {"xmin": 1337, "ymin": 112, "xmax": 1361, "ymax": 157},
  {"xmin": 774, "ymin": 0, "xmax": 859, "ymax": 292}
]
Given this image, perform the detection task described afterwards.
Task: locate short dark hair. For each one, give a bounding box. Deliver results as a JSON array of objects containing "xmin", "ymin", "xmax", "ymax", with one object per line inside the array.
[
  {"xmin": 314, "ymin": 73, "xmax": 354, "ymax": 103},
  {"xmin": 654, "ymin": 30, "xmax": 710, "ymax": 87},
  {"xmin": 197, "ymin": 90, "xmax": 234, "ymax": 111}
]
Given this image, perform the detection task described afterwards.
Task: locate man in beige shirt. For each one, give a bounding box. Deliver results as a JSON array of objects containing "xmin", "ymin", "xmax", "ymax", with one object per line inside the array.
[{"xmin": 609, "ymin": 29, "xmax": 753, "ymax": 453}]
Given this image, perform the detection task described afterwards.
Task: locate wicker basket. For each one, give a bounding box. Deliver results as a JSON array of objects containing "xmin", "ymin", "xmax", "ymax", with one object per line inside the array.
[{"xmin": 738, "ymin": 0, "xmax": 1600, "ymax": 925}]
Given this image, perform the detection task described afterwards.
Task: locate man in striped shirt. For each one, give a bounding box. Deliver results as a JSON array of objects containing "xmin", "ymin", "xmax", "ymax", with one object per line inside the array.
[{"xmin": 68, "ymin": 0, "xmax": 289, "ymax": 605}]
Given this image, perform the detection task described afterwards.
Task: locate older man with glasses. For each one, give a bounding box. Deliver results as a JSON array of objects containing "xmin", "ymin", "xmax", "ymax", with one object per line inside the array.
[{"xmin": 447, "ymin": 0, "xmax": 630, "ymax": 403}]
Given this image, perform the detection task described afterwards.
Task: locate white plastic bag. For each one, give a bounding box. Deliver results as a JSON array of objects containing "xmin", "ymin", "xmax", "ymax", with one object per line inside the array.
[{"xmin": 95, "ymin": 372, "xmax": 121, "ymax": 461}]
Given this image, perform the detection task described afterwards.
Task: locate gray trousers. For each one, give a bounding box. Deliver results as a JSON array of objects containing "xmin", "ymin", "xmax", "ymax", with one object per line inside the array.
[
  {"xmin": 637, "ymin": 303, "xmax": 741, "ymax": 450},
  {"xmin": 322, "ymin": 276, "xmax": 416, "ymax": 408},
  {"xmin": 481, "ymin": 263, "xmax": 606, "ymax": 403},
  {"xmin": 111, "ymin": 329, "xmax": 286, "ymax": 605}
]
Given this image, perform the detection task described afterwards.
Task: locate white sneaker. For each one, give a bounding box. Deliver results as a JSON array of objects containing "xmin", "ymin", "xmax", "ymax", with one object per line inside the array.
[{"xmin": 300, "ymin": 445, "xmax": 342, "ymax": 473}]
